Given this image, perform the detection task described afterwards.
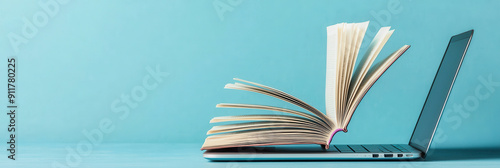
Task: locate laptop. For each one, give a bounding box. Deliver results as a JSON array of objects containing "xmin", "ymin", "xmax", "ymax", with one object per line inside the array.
[{"xmin": 204, "ymin": 30, "xmax": 474, "ymax": 161}]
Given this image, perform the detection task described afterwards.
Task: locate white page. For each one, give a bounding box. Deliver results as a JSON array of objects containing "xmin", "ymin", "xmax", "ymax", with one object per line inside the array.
[{"xmin": 325, "ymin": 24, "xmax": 340, "ymax": 125}]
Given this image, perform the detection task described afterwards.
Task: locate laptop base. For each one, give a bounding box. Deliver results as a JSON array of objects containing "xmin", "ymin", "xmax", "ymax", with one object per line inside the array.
[{"xmin": 204, "ymin": 144, "xmax": 422, "ymax": 161}]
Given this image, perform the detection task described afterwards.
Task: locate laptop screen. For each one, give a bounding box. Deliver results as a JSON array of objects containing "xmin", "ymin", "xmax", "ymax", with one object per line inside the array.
[{"xmin": 409, "ymin": 30, "xmax": 473, "ymax": 155}]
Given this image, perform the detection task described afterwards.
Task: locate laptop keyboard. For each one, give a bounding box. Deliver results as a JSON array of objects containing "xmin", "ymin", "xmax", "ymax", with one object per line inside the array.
[{"xmin": 333, "ymin": 144, "xmax": 410, "ymax": 153}]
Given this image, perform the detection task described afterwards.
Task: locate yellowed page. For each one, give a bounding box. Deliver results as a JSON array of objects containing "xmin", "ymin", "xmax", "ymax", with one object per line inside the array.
[
  {"xmin": 342, "ymin": 45, "xmax": 410, "ymax": 127},
  {"xmin": 207, "ymin": 121, "xmax": 329, "ymax": 135},
  {"xmin": 216, "ymin": 103, "xmax": 330, "ymax": 128},
  {"xmin": 336, "ymin": 23, "xmax": 345, "ymax": 124},
  {"xmin": 346, "ymin": 27, "xmax": 394, "ymax": 121},
  {"xmin": 225, "ymin": 80, "xmax": 332, "ymax": 126},
  {"xmin": 202, "ymin": 129, "xmax": 328, "ymax": 150},
  {"xmin": 340, "ymin": 22, "xmax": 369, "ymax": 122},
  {"xmin": 339, "ymin": 23, "xmax": 352, "ymax": 121}
]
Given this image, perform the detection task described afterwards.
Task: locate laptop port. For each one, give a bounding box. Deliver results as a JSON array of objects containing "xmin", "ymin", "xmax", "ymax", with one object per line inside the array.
[
  {"xmin": 397, "ymin": 154, "xmax": 403, "ymax": 157},
  {"xmin": 384, "ymin": 154, "xmax": 393, "ymax": 158},
  {"xmin": 372, "ymin": 154, "xmax": 379, "ymax": 158},
  {"xmin": 406, "ymin": 154, "xmax": 413, "ymax": 157}
]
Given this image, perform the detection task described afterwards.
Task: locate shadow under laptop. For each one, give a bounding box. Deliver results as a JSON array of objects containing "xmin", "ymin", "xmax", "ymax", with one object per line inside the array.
[
  {"xmin": 425, "ymin": 147, "xmax": 500, "ymax": 161},
  {"xmin": 206, "ymin": 146, "xmax": 500, "ymax": 162}
]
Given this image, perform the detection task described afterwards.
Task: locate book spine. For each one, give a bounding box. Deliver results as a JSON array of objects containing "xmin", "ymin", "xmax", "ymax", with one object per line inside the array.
[{"xmin": 324, "ymin": 128, "xmax": 345, "ymax": 149}]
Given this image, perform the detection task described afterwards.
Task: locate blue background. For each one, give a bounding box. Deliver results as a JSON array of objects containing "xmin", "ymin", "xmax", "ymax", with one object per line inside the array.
[{"xmin": 0, "ymin": 0, "xmax": 499, "ymax": 155}]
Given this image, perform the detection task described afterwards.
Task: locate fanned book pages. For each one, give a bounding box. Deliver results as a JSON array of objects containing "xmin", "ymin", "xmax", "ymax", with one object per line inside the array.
[{"xmin": 201, "ymin": 21, "xmax": 410, "ymax": 150}]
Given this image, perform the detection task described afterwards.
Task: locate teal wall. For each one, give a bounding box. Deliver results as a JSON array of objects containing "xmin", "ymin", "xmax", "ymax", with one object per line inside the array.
[{"xmin": 0, "ymin": 0, "xmax": 499, "ymax": 149}]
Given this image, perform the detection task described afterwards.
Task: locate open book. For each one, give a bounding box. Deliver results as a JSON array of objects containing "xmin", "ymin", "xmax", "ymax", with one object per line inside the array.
[{"xmin": 201, "ymin": 21, "xmax": 410, "ymax": 150}]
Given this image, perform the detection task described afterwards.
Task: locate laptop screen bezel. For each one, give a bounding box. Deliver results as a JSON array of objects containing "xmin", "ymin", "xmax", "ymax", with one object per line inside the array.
[{"xmin": 408, "ymin": 30, "xmax": 474, "ymax": 158}]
